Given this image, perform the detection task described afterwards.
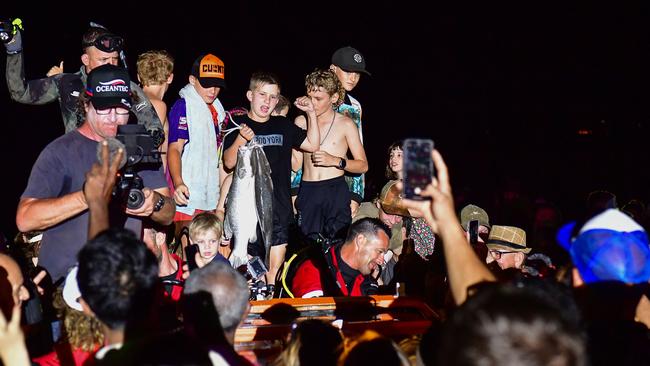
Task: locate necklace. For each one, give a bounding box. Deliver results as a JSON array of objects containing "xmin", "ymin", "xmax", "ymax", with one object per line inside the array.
[{"xmin": 319, "ymin": 112, "xmax": 336, "ymax": 146}]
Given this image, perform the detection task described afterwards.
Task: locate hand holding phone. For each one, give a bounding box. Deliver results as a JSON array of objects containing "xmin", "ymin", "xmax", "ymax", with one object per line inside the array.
[
  {"xmin": 185, "ymin": 244, "xmax": 199, "ymax": 272},
  {"xmin": 402, "ymin": 138, "xmax": 435, "ymax": 200},
  {"xmin": 468, "ymin": 220, "xmax": 479, "ymax": 244}
]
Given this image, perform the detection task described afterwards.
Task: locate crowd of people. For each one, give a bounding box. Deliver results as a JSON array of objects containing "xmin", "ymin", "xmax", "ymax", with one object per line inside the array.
[{"xmin": 0, "ymin": 20, "xmax": 649, "ymax": 366}]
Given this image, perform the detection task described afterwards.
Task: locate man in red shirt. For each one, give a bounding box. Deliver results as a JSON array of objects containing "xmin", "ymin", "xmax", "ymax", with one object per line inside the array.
[{"xmin": 291, "ymin": 218, "xmax": 389, "ymax": 298}]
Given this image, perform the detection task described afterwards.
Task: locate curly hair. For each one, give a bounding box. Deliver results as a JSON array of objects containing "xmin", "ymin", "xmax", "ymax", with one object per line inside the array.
[
  {"xmin": 52, "ymin": 289, "xmax": 104, "ymax": 352},
  {"xmin": 305, "ymin": 69, "xmax": 346, "ymax": 108},
  {"xmin": 137, "ymin": 50, "xmax": 174, "ymax": 87}
]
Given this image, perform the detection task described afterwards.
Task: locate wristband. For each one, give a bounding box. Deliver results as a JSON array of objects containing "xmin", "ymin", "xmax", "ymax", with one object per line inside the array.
[
  {"xmin": 239, "ymin": 130, "xmax": 249, "ymax": 142},
  {"xmin": 153, "ymin": 195, "xmax": 166, "ymax": 212}
]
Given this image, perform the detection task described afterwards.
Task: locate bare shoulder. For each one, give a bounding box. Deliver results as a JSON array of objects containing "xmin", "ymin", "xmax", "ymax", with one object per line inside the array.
[
  {"xmin": 149, "ymin": 99, "xmax": 167, "ymax": 110},
  {"xmin": 151, "ymin": 99, "xmax": 168, "ymax": 117},
  {"xmin": 337, "ymin": 112, "xmax": 356, "ymax": 130},
  {"xmin": 294, "ymin": 115, "xmax": 307, "ymax": 129},
  {"xmin": 151, "ymin": 98, "xmax": 167, "ymax": 109}
]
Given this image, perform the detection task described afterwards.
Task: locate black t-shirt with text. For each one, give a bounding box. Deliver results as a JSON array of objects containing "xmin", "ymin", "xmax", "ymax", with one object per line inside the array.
[{"xmin": 224, "ymin": 115, "xmax": 307, "ymax": 215}]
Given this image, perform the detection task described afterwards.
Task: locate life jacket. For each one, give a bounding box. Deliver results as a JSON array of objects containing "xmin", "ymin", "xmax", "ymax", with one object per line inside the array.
[
  {"xmin": 279, "ymin": 239, "xmax": 377, "ymax": 298},
  {"xmin": 278, "ymin": 238, "xmax": 340, "ymax": 298}
]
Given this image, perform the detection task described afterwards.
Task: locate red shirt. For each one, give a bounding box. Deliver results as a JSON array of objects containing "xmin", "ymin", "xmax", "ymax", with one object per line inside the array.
[
  {"xmin": 161, "ymin": 254, "xmax": 185, "ymax": 302},
  {"xmin": 32, "ymin": 343, "xmax": 98, "ymax": 366},
  {"xmin": 292, "ymin": 247, "xmax": 366, "ymax": 298}
]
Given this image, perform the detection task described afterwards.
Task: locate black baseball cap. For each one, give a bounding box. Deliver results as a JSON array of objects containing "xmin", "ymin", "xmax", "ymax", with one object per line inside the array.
[
  {"xmin": 85, "ymin": 64, "xmax": 132, "ymax": 110},
  {"xmin": 191, "ymin": 54, "xmax": 227, "ymax": 89},
  {"xmin": 331, "ymin": 46, "xmax": 371, "ymax": 76}
]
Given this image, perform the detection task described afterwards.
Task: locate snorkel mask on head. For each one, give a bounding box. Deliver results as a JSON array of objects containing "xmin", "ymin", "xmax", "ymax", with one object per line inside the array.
[
  {"xmin": 83, "ymin": 22, "xmax": 128, "ymax": 69},
  {"xmin": 83, "ymin": 33, "xmax": 124, "ymax": 52}
]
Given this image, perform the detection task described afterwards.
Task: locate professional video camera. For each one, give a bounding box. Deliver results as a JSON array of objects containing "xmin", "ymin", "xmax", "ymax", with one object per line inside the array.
[{"xmin": 113, "ymin": 124, "xmax": 162, "ymax": 209}]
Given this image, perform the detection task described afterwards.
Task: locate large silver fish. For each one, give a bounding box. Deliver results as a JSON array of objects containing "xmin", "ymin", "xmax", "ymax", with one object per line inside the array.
[{"xmin": 224, "ymin": 142, "xmax": 274, "ymax": 269}]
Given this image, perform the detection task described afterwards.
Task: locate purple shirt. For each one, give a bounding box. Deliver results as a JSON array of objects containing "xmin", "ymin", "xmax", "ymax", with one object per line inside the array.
[{"xmin": 168, "ymin": 99, "xmax": 220, "ymax": 144}]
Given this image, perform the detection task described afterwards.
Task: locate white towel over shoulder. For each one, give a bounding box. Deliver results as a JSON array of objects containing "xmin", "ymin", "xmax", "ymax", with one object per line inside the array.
[{"xmin": 177, "ymin": 83, "xmax": 225, "ymax": 215}]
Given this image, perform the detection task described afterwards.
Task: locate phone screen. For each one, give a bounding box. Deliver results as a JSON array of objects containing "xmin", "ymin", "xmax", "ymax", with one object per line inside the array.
[
  {"xmin": 185, "ymin": 244, "xmax": 199, "ymax": 272},
  {"xmin": 402, "ymin": 138, "xmax": 434, "ymax": 200},
  {"xmin": 247, "ymin": 256, "xmax": 268, "ymax": 279},
  {"xmin": 468, "ymin": 220, "xmax": 479, "ymax": 244}
]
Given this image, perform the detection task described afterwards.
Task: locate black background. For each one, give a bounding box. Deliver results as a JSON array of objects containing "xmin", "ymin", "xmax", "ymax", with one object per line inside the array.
[{"xmin": 2, "ymin": 2, "xmax": 650, "ymax": 239}]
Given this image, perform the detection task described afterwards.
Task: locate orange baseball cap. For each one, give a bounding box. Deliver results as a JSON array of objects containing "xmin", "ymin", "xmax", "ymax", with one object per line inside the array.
[{"xmin": 191, "ymin": 53, "xmax": 226, "ymax": 88}]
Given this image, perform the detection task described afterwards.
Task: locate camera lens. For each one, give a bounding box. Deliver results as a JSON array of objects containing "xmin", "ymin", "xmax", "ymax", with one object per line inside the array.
[{"xmin": 127, "ymin": 188, "xmax": 145, "ymax": 210}]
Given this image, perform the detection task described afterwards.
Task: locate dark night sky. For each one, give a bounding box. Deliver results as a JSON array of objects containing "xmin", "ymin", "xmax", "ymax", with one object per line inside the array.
[{"xmin": 2, "ymin": 2, "xmax": 650, "ymax": 238}]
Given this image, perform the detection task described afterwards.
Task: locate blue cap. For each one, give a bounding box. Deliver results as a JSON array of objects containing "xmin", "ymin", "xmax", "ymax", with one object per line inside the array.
[{"xmin": 567, "ymin": 209, "xmax": 650, "ymax": 284}]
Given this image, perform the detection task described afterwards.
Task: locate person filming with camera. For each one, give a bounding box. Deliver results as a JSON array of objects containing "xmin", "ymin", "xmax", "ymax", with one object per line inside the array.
[{"xmin": 16, "ymin": 64, "xmax": 174, "ymax": 285}]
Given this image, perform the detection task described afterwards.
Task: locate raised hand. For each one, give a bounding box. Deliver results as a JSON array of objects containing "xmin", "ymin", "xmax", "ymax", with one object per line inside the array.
[
  {"xmin": 84, "ymin": 140, "xmax": 123, "ymax": 207},
  {"xmin": 400, "ymin": 149, "xmax": 455, "ymax": 234},
  {"xmin": 0, "ymin": 305, "xmax": 30, "ymax": 366},
  {"xmin": 400, "ymin": 149, "xmax": 496, "ymax": 305},
  {"xmin": 294, "ymin": 96, "xmax": 315, "ymax": 114},
  {"xmin": 46, "ymin": 61, "xmax": 64, "ymax": 77}
]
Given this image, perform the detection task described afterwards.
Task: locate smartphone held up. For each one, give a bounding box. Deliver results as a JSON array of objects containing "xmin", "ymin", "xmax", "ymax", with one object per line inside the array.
[
  {"xmin": 468, "ymin": 220, "xmax": 479, "ymax": 244},
  {"xmin": 402, "ymin": 138, "xmax": 435, "ymax": 200}
]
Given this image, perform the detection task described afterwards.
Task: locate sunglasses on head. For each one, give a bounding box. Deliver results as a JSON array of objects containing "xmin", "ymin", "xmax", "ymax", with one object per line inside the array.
[{"xmin": 84, "ymin": 34, "xmax": 124, "ymax": 52}]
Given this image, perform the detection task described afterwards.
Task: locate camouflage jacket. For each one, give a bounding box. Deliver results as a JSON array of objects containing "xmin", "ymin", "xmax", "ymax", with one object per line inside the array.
[{"xmin": 6, "ymin": 52, "xmax": 163, "ymax": 140}]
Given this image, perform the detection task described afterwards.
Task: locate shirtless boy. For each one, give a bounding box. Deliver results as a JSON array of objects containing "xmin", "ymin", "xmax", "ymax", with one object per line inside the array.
[{"xmin": 294, "ymin": 69, "xmax": 368, "ymax": 240}]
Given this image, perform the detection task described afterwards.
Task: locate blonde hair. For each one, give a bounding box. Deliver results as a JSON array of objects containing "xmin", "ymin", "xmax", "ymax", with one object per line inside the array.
[
  {"xmin": 305, "ymin": 69, "xmax": 346, "ymax": 108},
  {"xmin": 64, "ymin": 308, "xmax": 104, "ymax": 351},
  {"xmin": 137, "ymin": 50, "xmax": 174, "ymax": 86},
  {"xmin": 338, "ymin": 330, "xmax": 409, "ymax": 366},
  {"xmin": 53, "ymin": 289, "xmax": 103, "ymax": 351},
  {"xmin": 189, "ymin": 212, "xmax": 223, "ymax": 241}
]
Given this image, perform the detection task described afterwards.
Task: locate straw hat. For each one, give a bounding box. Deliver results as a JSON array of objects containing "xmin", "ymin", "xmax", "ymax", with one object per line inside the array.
[{"xmin": 486, "ymin": 225, "xmax": 530, "ymax": 254}]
